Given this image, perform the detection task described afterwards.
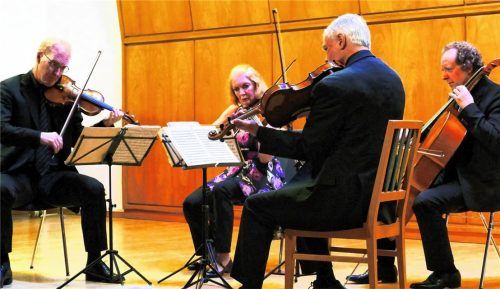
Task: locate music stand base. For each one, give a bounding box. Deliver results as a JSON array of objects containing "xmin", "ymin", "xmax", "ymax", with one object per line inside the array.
[
  {"xmin": 158, "ymin": 241, "xmax": 232, "ymax": 289},
  {"xmin": 57, "ymin": 250, "xmax": 151, "ymax": 288}
]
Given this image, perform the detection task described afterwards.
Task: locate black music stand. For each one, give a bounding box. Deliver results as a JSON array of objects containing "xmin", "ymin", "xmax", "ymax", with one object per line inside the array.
[
  {"xmin": 158, "ymin": 124, "xmax": 244, "ymax": 288},
  {"xmin": 57, "ymin": 125, "xmax": 159, "ymax": 288}
]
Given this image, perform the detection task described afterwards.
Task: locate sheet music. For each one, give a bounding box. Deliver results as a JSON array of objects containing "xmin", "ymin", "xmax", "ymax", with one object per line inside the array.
[
  {"xmin": 65, "ymin": 126, "xmax": 159, "ymax": 166},
  {"xmin": 161, "ymin": 123, "xmax": 242, "ymax": 168},
  {"xmin": 113, "ymin": 125, "xmax": 160, "ymax": 164}
]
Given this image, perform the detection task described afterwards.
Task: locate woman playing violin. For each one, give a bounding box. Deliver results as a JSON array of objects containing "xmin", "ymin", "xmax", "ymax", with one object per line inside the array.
[
  {"xmin": 1, "ymin": 38, "xmax": 124, "ymax": 286},
  {"xmin": 183, "ymin": 64, "xmax": 286, "ymax": 277}
]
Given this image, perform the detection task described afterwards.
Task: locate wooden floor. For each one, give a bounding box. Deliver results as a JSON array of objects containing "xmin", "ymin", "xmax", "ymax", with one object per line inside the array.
[{"xmin": 6, "ymin": 213, "xmax": 500, "ymax": 289}]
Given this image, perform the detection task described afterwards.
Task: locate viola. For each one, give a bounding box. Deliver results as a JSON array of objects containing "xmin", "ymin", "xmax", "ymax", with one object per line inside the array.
[
  {"xmin": 44, "ymin": 75, "xmax": 139, "ymax": 125},
  {"xmin": 260, "ymin": 61, "xmax": 341, "ymax": 127},
  {"xmin": 406, "ymin": 58, "xmax": 499, "ymax": 224},
  {"xmin": 207, "ymin": 62, "xmax": 341, "ymax": 140}
]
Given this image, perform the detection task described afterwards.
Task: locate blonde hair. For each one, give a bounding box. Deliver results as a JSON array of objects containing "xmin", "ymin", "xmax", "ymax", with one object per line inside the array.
[{"xmin": 228, "ymin": 64, "xmax": 268, "ymax": 105}]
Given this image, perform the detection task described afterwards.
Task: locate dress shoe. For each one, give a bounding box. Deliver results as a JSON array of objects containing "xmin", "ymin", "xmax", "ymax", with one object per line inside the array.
[
  {"xmin": 310, "ymin": 279, "xmax": 346, "ymax": 289},
  {"xmin": 0, "ymin": 263, "xmax": 13, "ymax": 287},
  {"xmin": 187, "ymin": 260, "xmax": 202, "ymax": 270},
  {"xmin": 84, "ymin": 260, "xmax": 125, "ymax": 284},
  {"xmin": 206, "ymin": 259, "xmax": 232, "ymax": 278},
  {"xmin": 346, "ymin": 264, "xmax": 397, "ymax": 284},
  {"xmin": 410, "ymin": 270, "xmax": 461, "ymax": 289}
]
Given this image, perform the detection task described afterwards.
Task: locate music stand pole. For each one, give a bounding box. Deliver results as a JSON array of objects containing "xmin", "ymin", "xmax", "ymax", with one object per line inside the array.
[
  {"xmin": 158, "ymin": 167, "xmax": 232, "ymax": 288},
  {"xmin": 58, "ymin": 132, "xmax": 152, "ymax": 288}
]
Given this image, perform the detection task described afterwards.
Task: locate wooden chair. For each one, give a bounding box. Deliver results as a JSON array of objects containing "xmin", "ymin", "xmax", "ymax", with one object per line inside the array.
[
  {"xmin": 284, "ymin": 120, "xmax": 422, "ymax": 289},
  {"xmin": 14, "ymin": 202, "xmax": 70, "ymax": 276}
]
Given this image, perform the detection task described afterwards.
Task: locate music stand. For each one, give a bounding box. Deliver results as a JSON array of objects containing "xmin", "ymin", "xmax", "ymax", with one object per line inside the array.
[
  {"xmin": 57, "ymin": 125, "xmax": 159, "ymax": 288},
  {"xmin": 157, "ymin": 123, "xmax": 244, "ymax": 288}
]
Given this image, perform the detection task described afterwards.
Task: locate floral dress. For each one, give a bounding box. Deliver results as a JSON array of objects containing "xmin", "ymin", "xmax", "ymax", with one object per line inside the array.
[{"xmin": 208, "ymin": 129, "xmax": 286, "ymax": 196}]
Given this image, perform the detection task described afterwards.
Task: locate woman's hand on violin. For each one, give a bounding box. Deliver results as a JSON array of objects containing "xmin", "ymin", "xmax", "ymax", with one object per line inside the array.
[
  {"xmin": 450, "ymin": 85, "xmax": 474, "ymax": 109},
  {"xmin": 233, "ymin": 119, "xmax": 259, "ymax": 136},
  {"xmin": 40, "ymin": 132, "xmax": 63, "ymax": 153},
  {"xmin": 103, "ymin": 109, "xmax": 124, "ymax": 127}
]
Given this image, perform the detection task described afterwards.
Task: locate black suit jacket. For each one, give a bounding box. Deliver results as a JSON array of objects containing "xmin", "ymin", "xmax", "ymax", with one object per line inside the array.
[
  {"xmin": 1, "ymin": 71, "xmax": 103, "ymax": 174},
  {"xmin": 257, "ymin": 50, "xmax": 405, "ymax": 217},
  {"xmin": 451, "ymin": 77, "xmax": 500, "ymax": 212}
]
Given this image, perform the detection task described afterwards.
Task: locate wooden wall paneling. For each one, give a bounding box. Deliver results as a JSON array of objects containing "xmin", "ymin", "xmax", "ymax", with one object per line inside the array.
[
  {"xmin": 190, "ymin": 0, "xmax": 270, "ymax": 30},
  {"xmin": 194, "ymin": 34, "xmax": 273, "ymax": 180},
  {"xmin": 119, "ymin": 0, "xmax": 193, "ymax": 37},
  {"xmin": 268, "ymin": 0, "xmax": 359, "ymax": 22},
  {"xmin": 360, "ymin": 0, "xmax": 464, "ymax": 14},
  {"xmin": 466, "ymin": 0, "xmax": 500, "ymax": 3},
  {"xmin": 466, "ymin": 13, "xmax": 500, "ymax": 83},
  {"xmin": 370, "ymin": 17, "xmax": 465, "ymax": 122},
  {"xmin": 123, "ymin": 41, "xmax": 197, "ymax": 212}
]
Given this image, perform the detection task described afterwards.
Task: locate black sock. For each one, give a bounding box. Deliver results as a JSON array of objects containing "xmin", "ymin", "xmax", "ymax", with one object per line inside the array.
[
  {"xmin": 87, "ymin": 251, "xmax": 101, "ymax": 265},
  {"xmin": 317, "ymin": 267, "xmax": 336, "ymax": 283},
  {"xmin": 0, "ymin": 253, "xmax": 9, "ymax": 267}
]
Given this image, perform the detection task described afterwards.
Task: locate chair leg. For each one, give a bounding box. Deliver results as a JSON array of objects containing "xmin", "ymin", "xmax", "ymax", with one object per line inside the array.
[
  {"xmin": 367, "ymin": 238, "xmax": 378, "ymax": 289},
  {"xmin": 30, "ymin": 210, "xmax": 47, "ymax": 269},
  {"xmin": 479, "ymin": 212, "xmax": 500, "ymax": 259},
  {"xmin": 396, "ymin": 235, "xmax": 407, "ymax": 289},
  {"xmin": 58, "ymin": 208, "xmax": 70, "ymax": 276},
  {"xmin": 479, "ymin": 212, "xmax": 495, "ymax": 289},
  {"xmin": 284, "ymin": 234, "xmax": 296, "ymax": 289},
  {"xmin": 277, "ymin": 236, "xmax": 284, "ymax": 274}
]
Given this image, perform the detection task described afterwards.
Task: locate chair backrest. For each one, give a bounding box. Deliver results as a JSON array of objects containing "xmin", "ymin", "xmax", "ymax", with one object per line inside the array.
[{"xmin": 366, "ymin": 120, "xmax": 422, "ymax": 232}]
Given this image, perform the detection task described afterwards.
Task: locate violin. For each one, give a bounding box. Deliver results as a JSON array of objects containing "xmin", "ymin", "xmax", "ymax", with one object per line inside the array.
[
  {"xmin": 44, "ymin": 75, "xmax": 139, "ymax": 125},
  {"xmin": 260, "ymin": 61, "xmax": 341, "ymax": 127},
  {"xmin": 208, "ymin": 62, "xmax": 341, "ymax": 140}
]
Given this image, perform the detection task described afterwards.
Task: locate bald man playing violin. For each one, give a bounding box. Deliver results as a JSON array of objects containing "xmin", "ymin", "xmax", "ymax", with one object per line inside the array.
[{"xmin": 1, "ymin": 38, "xmax": 124, "ymax": 286}]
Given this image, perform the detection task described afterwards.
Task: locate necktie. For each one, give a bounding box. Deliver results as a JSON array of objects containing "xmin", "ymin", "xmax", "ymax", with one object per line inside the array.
[{"xmin": 35, "ymin": 98, "xmax": 52, "ymax": 176}]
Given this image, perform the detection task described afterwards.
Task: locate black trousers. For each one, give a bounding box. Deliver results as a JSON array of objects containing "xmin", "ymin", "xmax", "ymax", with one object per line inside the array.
[
  {"xmin": 183, "ymin": 178, "xmax": 245, "ymax": 254},
  {"xmin": 230, "ymin": 177, "xmax": 365, "ymax": 288},
  {"xmin": 1, "ymin": 169, "xmax": 107, "ymax": 264},
  {"xmin": 412, "ymin": 180, "xmax": 466, "ymax": 272}
]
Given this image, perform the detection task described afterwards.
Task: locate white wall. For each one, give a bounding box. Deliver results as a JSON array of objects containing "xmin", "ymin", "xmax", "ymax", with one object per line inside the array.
[{"xmin": 0, "ymin": 0, "xmax": 124, "ymax": 210}]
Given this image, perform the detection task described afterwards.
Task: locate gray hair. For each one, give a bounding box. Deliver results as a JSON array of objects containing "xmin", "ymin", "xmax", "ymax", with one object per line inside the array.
[
  {"xmin": 323, "ymin": 13, "xmax": 371, "ymax": 49},
  {"xmin": 443, "ymin": 41, "xmax": 483, "ymax": 73},
  {"xmin": 37, "ymin": 38, "xmax": 72, "ymax": 56}
]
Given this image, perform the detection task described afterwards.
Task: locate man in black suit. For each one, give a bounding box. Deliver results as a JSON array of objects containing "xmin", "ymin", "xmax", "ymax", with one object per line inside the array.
[
  {"xmin": 409, "ymin": 42, "xmax": 500, "ymax": 289},
  {"xmin": 230, "ymin": 13, "xmax": 405, "ymax": 289},
  {"xmin": 1, "ymin": 38, "xmax": 124, "ymax": 286}
]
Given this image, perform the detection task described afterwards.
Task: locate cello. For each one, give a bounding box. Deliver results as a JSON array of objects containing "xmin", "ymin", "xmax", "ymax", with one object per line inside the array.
[{"xmin": 406, "ymin": 58, "xmax": 500, "ymax": 223}]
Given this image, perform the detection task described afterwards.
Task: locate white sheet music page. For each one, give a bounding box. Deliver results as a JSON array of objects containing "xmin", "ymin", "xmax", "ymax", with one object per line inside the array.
[{"xmin": 164, "ymin": 122, "xmax": 240, "ymax": 167}]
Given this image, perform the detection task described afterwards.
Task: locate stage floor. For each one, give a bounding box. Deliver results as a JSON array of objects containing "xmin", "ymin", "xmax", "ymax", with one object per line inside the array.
[{"xmin": 7, "ymin": 213, "xmax": 500, "ymax": 289}]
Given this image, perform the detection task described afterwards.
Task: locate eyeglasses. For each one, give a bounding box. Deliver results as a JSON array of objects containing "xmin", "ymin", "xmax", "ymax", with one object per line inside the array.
[
  {"xmin": 44, "ymin": 53, "xmax": 69, "ymax": 73},
  {"xmin": 322, "ymin": 44, "xmax": 329, "ymax": 52}
]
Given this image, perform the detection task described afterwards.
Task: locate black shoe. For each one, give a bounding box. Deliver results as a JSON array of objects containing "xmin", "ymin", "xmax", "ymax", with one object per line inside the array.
[
  {"xmin": 310, "ymin": 279, "xmax": 346, "ymax": 289},
  {"xmin": 187, "ymin": 260, "xmax": 202, "ymax": 270},
  {"xmin": 410, "ymin": 270, "xmax": 461, "ymax": 289},
  {"xmin": 346, "ymin": 264, "xmax": 397, "ymax": 284},
  {"xmin": 84, "ymin": 260, "xmax": 125, "ymax": 284},
  {"xmin": 206, "ymin": 259, "xmax": 232, "ymax": 279},
  {"xmin": 0, "ymin": 263, "xmax": 13, "ymax": 287}
]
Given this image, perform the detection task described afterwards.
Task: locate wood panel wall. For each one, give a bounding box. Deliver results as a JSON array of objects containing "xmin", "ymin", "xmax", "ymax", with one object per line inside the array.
[{"xmin": 117, "ymin": 0, "xmax": 500, "ymax": 242}]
